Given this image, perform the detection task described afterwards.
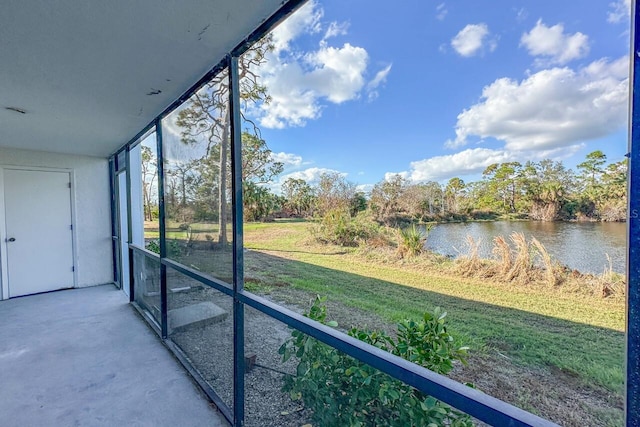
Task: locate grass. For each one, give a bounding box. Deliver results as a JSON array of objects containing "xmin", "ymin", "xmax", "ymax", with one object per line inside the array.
[
  {"xmin": 144, "ymin": 221, "xmax": 232, "ymax": 241},
  {"xmin": 241, "ymin": 220, "xmax": 625, "ymax": 424}
]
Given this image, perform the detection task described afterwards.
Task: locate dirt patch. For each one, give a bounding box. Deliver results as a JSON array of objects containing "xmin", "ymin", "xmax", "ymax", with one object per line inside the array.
[{"xmin": 449, "ymin": 352, "xmax": 623, "ymax": 426}]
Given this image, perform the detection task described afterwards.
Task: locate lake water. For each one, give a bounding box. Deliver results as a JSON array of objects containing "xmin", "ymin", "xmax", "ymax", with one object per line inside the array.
[{"xmin": 425, "ymin": 221, "xmax": 627, "ymax": 274}]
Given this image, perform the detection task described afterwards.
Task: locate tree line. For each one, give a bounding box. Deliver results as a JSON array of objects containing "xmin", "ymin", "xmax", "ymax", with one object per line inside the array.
[
  {"xmin": 270, "ymin": 150, "xmax": 627, "ymax": 224},
  {"xmin": 142, "ymin": 148, "xmax": 627, "ymax": 228}
]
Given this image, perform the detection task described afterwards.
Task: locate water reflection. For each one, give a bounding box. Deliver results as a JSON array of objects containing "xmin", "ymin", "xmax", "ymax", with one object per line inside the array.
[{"xmin": 425, "ymin": 221, "xmax": 626, "ymax": 274}]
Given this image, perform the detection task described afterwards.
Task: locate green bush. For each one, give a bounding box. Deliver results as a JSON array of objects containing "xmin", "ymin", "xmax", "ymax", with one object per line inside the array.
[
  {"xmin": 146, "ymin": 239, "xmax": 160, "ymax": 254},
  {"xmin": 397, "ymin": 224, "xmax": 433, "ymax": 258},
  {"xmin": 279, "ymin": 296, "xmax": 472, "ymax": 427},
  {"xmin": 311, "ymin": 209, "xmax": 382, "ymax": 247},
  {"xmin": 144, "ymin": 239, "xmax": 181, "ymax": 256}
]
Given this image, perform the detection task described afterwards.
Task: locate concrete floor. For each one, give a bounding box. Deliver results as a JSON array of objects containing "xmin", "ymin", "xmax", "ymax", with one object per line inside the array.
[{"xmin": 0, "ymin": 284, "xmax": 228, "ymax": 427}]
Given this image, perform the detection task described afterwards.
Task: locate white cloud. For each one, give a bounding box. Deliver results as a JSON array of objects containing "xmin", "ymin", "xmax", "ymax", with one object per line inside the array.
[
  {"xmin": 394, "ymin": 143, "xmax": 585, "ymax": 183},
  {"xmin": 271, "ymin": 1, "xmax": 323, "ymax": 53},
  {"xmin": 384, "ymin": 172, "xmax": 409, "ymax": 181},
  {"xmin": 281, "ymin": 167, "xmax": 345, "ymax": 184},
  {"xmin": 162, "ymin": 111, "xmax": 182, "ymax": 139},
  {"xmin": 520, "ymin": 20, "xmax": 589, "ymax": 66},
  {"xmin": 406, "ymin": 148, "xmax": 514, "ymax": 182},
  {"xmin": 270, "ymin": 152, "xmax": 303, "ymax": 167},
  {"xmin": 528, "ymin": 144, "xmax": 585, "ymax": 161},
  {"xmin": 259, "ymin": 73, "xmax": 321, "ymax": 128},
  {"xmin": 356, "ymin": 183, "xmax": 374, "ymax": 193},
  {"xmin": 436, "ymin": 3, "xmax": 448, "ymax": 21},
  {"xmin": 306, "ymin": 44, "xmax": 369, "ymax": 103},
  {"xmin": 608, "ymin": 0, "xmax": 631, "ymax": 23},
  {"xmin": 367, "ymin": 64, "xmax": 392, "ymax": 100},
  {"xmin": 255, "ymin": 2, "xmax": 389, "ymax": 129},
  {"xmin": 259, "ymin": 42, "xmax": 369, "ymax": 128},
  {"xmin": 448, "ymin": 56, "xmax": 628, "ymax": 151},
  {"xmin": 451, "ymin": 23, "xmax": 496, "ymax": 57},
  {"xmin": 368, "ymin": 65, "xmax": 392, "ymax": 90},
  {"xmin": 323, "ymin": 21, "xmax": 350, "ymax": 40}
]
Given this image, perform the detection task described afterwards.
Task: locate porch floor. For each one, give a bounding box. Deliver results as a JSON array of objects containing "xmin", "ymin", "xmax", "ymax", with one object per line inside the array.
[{"xmin": 0, "ymin": 284, "xmax": 227, "ymax": 427}]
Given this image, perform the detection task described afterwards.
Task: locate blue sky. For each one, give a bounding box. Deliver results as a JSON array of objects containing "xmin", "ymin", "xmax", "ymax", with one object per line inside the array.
[{"xmin": 248, "ymin": 0, "xmax": 631, "ymax": 192}]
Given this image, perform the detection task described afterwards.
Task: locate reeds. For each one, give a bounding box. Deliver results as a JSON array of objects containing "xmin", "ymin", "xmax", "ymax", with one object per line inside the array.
[
  {"xmin": 505, "ymin": 232, "xmax": 532, "ymax": 283},
  {"xmin": 598, "ymin": 253, "xmax": 625, "ymax": 298},
  {"xmin": 531, "ymin": 237, "xmax": 562, "ymax": 286},
  {"xmin": 457, "ymin": 232, "xmax": 565, "ymax": 287},
  {"xmin": 456, "ymin": 235, "xmax": 484, "ymax": 276},
  {"xmin": 492, "ymin": 236, "xmax": 511, "ymax": 276}
]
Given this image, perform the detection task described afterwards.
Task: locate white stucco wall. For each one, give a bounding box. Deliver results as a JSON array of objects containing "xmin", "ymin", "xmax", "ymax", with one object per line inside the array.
[{"xmin": 0, "ymin": 147, "xmax": 112, "ymax": 288}]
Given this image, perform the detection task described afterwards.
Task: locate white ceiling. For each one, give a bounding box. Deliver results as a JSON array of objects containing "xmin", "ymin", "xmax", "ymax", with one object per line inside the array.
[{"xmin": 0, "ymin": 0, "xmax": 293, "ymax": 158}]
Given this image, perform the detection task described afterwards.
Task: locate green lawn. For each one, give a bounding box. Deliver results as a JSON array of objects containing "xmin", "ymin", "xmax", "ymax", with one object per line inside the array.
[
  {"xmin": 243, "ymin": 220, "xmax": 625, "ymax": 394},
  {"xmin": 144, "ymin": 221, "xmax": 232, "ymax": 241}
]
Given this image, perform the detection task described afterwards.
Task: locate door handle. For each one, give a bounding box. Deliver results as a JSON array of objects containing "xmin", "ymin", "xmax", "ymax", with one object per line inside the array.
[{"xmin": 6, "ymin": 237, "xmax": 15, "ymax": 242}]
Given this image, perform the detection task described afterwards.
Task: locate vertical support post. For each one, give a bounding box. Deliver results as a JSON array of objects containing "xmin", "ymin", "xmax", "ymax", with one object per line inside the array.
[
  {"xmin": 628, "ymin": 2, "xmax": 640, "ymax": 425},
  {"xmin": 108, "ymin": 158, "xmax": 118, "ymax": 284},
  {"xmin": 114, "ymin": 158, "xmax": 124, "ymax": 291},
  {"xmin": 229, "ymin": 55, "xmax": 245, "ymax": 427},
  {"xmin": 156, "ymin": 119, "xmax": 169, "ymax": 339},
  {"xmin": 125, "ymin": 147, "xmax": 135, "ymax": 303}
]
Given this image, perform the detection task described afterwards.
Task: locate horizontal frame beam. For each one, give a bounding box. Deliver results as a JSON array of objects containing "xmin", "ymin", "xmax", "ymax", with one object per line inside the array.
[
  {"xmin": 238, "ymin": 290, "xmax": 557, "ymax": 427},
  {"xmin": 160, "ymin": 257, "xmax": 233, "ymax": 297}
]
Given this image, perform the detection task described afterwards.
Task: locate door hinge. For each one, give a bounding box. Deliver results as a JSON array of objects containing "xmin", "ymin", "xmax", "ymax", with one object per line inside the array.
[
  {"xmin": 72, "ymin": 266, "xmax": 75, "ymax": 272},
  {"xmin": 70, "ymin": 224, "xmax": 73, "ymax": 230},
  {"xmin": 68, "ymin": 182, "xmax": 72, "ymax": 188}
]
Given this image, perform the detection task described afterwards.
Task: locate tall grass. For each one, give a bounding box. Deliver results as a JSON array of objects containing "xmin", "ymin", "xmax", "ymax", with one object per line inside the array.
[
  {"xmin": 506, "ymin": 232, "xmax": 533, "ymax": 283},
  {"xmin": 458, "ymin": 233, "xmax": 577, "ymax": 289},
  {"xmin": 598, "ymin": 254, "xmax": 626, "ymax": 298},
  {"xmin": 457, "ymin": 235, "xmax": 484, "ymax": 276},
  {"xmin": 492, "ymin": 236, "xmax": 511, "ymax": 276},
  {"xmin": 531, "ymin": 237, "xmax": 562, "ymax": 286}
]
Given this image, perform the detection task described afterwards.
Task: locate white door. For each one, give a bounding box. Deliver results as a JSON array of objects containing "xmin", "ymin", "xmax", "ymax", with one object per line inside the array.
[
  {"xmin": 4, "ymin": 169, "xmax": 74, "ymax": 297},
  {"xmin": 118, "ymin": 171, "xmax": 130, "ymax": 296}
]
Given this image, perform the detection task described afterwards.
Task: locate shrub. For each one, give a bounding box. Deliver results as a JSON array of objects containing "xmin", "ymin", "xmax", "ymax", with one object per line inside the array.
[
  {"xmin": 144, "ymin": 239, "xmax": 181, "ymax": 256},
  {"xmin": 459, "ymin": 233, "xmax": 567, "ymax": 287},
  {"xmin": 397, "ymin": 224, "xmax": 432, "ymax": 258},
  {"xmin": 597, "ymin": 254, "xmax": 626, "ymax": 298},
  {"xmin": 279, "ymin": 296, "xmax": 472, "ymax": 427},
  {"xmin": 146, "ymin": 239, "xmax": 160, "ymax": 254},
  {"xmin": 311, "ymin": 209, "xmax": 382, "ymax": 247}
]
